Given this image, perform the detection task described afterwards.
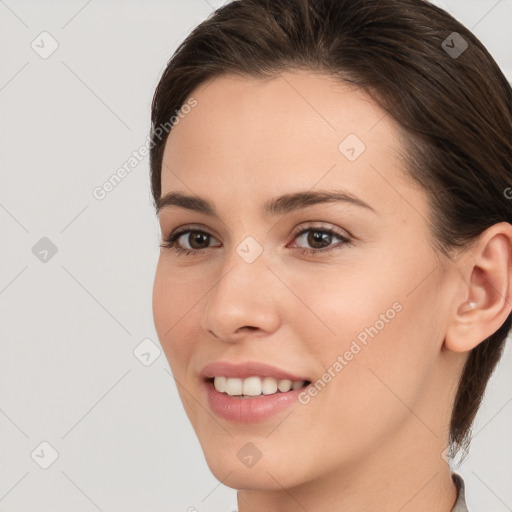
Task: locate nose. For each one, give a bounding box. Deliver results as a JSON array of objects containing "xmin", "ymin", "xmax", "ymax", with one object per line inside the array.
[{"xmin": 200, "ymin": 251, "xmax": 282, "ymax": 343}]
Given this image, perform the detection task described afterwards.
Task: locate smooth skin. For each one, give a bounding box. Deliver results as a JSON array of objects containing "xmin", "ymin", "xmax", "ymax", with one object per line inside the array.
[{"xmin": 152, "ymin": 70, "xmax": 512, "ymax": 512}]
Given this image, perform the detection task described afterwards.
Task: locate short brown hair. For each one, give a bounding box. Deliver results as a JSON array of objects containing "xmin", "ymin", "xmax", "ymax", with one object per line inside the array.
[{"xmin": 149, "ymin": 0, "xmax": 512, "ymax": 458}]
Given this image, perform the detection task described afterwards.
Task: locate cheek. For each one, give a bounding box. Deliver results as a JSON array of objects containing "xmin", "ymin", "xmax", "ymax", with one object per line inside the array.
[
  {"xmin": 153, "ymin": 264, "xmax": 205, "ymax": 424},
  {"xmin": 300, "ymin": 244, "xmax": 440, "ymax": 354},
  {"xmin": 152, "ymin": 261, "xmax": 196, "ymax": 373},
  {"xmin": 288, "ymin": 251, "xmax": 441, "ymax": 426}
]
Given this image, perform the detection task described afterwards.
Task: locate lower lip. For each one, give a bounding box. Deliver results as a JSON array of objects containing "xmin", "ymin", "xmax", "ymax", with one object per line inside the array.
[{"xmin": 204, "ymin": 380, "xmax": 308, "ymax": 423}]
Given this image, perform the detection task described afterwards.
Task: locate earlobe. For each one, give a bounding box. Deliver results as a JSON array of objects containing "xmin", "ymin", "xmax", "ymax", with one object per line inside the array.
[{"xmin": 444, "ymin": 223, "xmax": 512, "ymax": 354}]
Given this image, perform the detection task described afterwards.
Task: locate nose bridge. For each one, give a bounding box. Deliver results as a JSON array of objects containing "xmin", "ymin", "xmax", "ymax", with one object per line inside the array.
[
  {"xmin": 215, "ymin": 217, "xmax": 271, "ymax": 295},
  {"xmin": 201, "ymin": 237, "xmax": 281, "ymax": 339}
]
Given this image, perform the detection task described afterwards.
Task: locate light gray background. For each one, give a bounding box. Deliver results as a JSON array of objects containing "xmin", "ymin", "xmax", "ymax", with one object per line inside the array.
[{"xmin": 1, "ymin": 1, "xmax": 511, "ymax": 511}]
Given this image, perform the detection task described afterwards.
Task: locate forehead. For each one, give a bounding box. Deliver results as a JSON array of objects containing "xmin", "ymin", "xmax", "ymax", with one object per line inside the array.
[{"xmin": 160, "ymin": 70, "xmax": 415, "ymax": 215}]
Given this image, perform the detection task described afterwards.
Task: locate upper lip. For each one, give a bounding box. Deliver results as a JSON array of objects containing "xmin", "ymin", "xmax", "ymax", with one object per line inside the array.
[{"xmin": 200, "ymin": 361, "xmax": 310, "ymax": 382}]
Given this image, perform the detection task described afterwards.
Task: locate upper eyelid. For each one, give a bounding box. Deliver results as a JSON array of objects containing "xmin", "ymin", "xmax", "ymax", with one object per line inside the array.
[{"xmin": 291, "ymin": 222, "xmax": 350, "ymax": 237}]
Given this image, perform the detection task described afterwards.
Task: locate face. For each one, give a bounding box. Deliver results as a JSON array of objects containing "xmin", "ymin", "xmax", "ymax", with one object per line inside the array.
[{"xmin": 152, "ymin": 70, "xmax": 458, "ymax": 490}]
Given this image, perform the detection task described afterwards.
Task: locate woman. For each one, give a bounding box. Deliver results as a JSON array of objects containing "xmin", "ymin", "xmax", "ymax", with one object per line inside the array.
[{"xmin": 150, "ymin": 0, "xmax": 512, "ymax": 510}]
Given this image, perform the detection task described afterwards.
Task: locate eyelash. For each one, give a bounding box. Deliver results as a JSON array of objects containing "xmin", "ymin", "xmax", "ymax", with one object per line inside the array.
[{"xmin": 160, "ymin": 225, "xmax": 352, "ymax": 257}]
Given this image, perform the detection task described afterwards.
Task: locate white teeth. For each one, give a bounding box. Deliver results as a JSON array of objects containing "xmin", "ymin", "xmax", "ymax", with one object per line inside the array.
[
  {"xmin": 261, "ymin": 376, "xmax": 278, "ymax": 395},
  {"xmin": 214, "ymin": 376, "xmax": 227, "ymax": 393},
  {"xmin": 213, "ymin": 376, "xmax": 307, "ymax": 396},
  {"xmin": 242, "ymin": 376, "xmax": 262, "ymax": 396},
  {"xmin": 224, "ymin": 377, "xmax": 243, "ymax": 396},
  {"xmin": 277, "ymin": 379, "xmax": 292, "ymax": 392}
]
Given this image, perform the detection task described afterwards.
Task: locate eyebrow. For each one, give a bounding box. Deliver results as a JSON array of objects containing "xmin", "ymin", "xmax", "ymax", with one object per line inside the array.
[{"xmin": 156, "ymin": 189, "xmax": 376, "ymax": 217}]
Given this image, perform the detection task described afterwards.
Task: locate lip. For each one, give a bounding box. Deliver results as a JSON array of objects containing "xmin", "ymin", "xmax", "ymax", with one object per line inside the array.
[
  {"xmin": 200, "ymin": 360, "xmax": 310, "ymax": 381},
  {"xmin": 203, "ymin": 380, "xmax": 310, "ymax": 423},
  {"xmin": 200, "ymin": 361, "xmax": 312, "ymax": 424}
]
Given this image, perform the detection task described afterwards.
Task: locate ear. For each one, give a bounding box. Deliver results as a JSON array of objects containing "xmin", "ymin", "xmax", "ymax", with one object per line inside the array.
[{"xmin": 444, "ymin": 222, "xmax": 512, "ymax": 353}]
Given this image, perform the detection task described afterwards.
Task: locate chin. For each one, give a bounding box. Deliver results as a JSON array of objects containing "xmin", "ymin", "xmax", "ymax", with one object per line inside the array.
[
  {"xmin": 200, "ymin": 442, "xmax": 310, "ymax": 491},
  {"xmin": 207, "ymin": 460, "xmax": 302, "ymax": 491}
]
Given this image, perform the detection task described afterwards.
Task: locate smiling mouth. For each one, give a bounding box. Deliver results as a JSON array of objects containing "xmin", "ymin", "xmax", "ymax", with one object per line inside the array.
[{"xmin": 207, "ymin": 376, "xmax": 311, "ymax": 398}]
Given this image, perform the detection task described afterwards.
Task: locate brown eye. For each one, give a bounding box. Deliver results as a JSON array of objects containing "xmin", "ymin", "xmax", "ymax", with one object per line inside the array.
[
  {"xmin": 304, "ymin": 230, "xmax": 333, "ymax": 249},
  {"xmin": 182, "ymin": 231, "xmax": 211, "ymax": 249},
  {"xmin": 291, "ymin": 226, "xmax": 351, "ymax": 256},
  {"xmin": 160, "ymin": 228, "xmax": 221, "ymax": 254}
]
